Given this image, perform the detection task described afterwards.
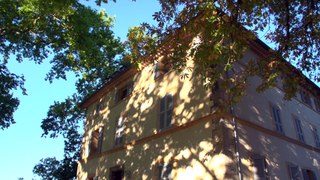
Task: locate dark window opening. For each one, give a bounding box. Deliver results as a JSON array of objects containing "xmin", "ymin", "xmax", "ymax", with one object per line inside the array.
[
  {"xmin": 302, "ymin": 169, "xmax": 317, "ymax": 180},
  {"xmin": 115, "ymin": 82, "xmax": 133, "ymax": 103},
  {"xmin": 110, "ymin": 166, "xmax": 124, "ymax": 180},
  {"xmin": 154, "ymin": 61, "xmax": 171, "ymax": 79}
]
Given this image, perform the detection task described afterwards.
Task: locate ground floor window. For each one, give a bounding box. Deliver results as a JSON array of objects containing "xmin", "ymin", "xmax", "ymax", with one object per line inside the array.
[
  {"xmin": 110, "ymin": 166, "xmax": 124, "ymax": 180},
  {"xmin": 157, "ymin": 162, "xmax": 173, "ymax": 180},
  {"xmin": 302, "ymin": 169, "xmax": 317, "ymax": 180}
]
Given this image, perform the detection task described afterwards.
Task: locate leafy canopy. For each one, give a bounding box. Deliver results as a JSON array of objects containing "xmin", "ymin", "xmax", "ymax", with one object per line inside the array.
[
  {"xmin": 0, "ymin": 0, "xmax": 123, "ymax": 129},
  {"xmin": 125, "ymin": 0, "xmax": 319, "ymax": 101}
]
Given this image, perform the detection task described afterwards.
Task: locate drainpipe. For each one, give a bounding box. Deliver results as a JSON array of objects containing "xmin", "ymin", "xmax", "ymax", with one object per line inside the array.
[
  {"xmin": 226, "ymin": 71, "xmax": 243, "ymax": 180},
  {"xmin": 230, "ymin": 106, "xmax": 243, "ymax": 180}
]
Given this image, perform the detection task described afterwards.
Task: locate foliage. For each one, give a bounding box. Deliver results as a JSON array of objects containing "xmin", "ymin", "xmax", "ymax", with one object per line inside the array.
[
  {"xmin": 0, "ymin": 63, "xmax": 26, "ymax": 129},
  {"xmin": 125, "ymin": 0, "xmax": 319, "ymax": 101},
  {"xmin": 0, "ymin": 0, "xmax": 123, "ymax": 129}
]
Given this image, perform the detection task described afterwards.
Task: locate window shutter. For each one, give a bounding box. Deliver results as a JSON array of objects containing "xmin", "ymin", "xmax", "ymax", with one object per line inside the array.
[
  {"xmin": 166, "ymin": 95, "xmax": 173, "ymax": 128},
  {"xmin": 253, "ymin": 158, "xmax": 267, "ymax": 179},
  {"xmin": 88, "ymin": 133, "xmax": 92, "ymax": 156},
  {"xmin": 272, "ymin": 106, "xmax": 284, "ymax": 134},
  {"xmin": 160, "ymin": 97, "xmax": 166, "ymax": 130},
  {"xmin": 115, "ymin": 90, "xmax": 119, "ymax": 103},
  {"xmin": 127, "ymin": 81, "xmax": 133, "ymax": 95},
  {"xmin": 98, "ymin": 127, "xmax": 104, "ymax": 153},
  {"xmin": 154, "ymin": 62, "xmax": 160, "ymax": 79},
  {"xmin": 115, "ymin": 117, "xmax": 125, "ymax": 145}
]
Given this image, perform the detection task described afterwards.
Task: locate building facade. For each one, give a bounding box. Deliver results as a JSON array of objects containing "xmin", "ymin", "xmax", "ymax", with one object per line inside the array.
[{"xmin": 77, "ymin": 41, "xmax": 320, "ymax": 179}]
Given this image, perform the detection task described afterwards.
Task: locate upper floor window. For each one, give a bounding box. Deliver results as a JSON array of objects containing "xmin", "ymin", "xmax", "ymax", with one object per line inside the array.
[
  {"xmin": 94, "ymin": 102, "xmax": 103, "ymax": 116},
  {"xmin": 293, "ymin": 117, "xmax": 305, "ymax": 143},
  {"xmin": 288, "ymin": 164, "xmax": 301, "ymax": 180},
  {"xmin": 300, "ymin": 90, "xmax": 312, "ymax": 107},
  {"xmin": 115, "ymin": 81, "xmax": 133, "ymax": 103},
  {"xmin": 302, "ymin": 169, "xmax": 317, "ymax": 180},
  {"xmin": 314, "ymin": 98, "xmax": 320, "ymax": 112},
  {"xmin": 271, "ymin": 105, "xmax": 284, "ymax": 134},
  {"xmin": 89, "ymin": 127, "xmax": 104, "ymax": 156},
  {"xmin": 115, "ymin": 117, "xmax": 126, "ymax": 146},
  {"xmin": 311, "ymin": 125, "xmax": 320, "ymax": 148},
  {"xmin": 252, "ymin": 155, "xmax": 268, "ymax": 180},
  {"xmin": 160, "ymin": 94, "xmax": 173, "ymax": 131},
  {"xmin": 154, "ymin": 61, "xmax": 170, "ymax": 79}
]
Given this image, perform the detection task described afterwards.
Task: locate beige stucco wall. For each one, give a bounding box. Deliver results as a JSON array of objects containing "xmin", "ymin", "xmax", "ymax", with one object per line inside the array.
[
  {"xmin": 78, "ymin": 120, "xmax": 238, "ymax": 180},
  {"xmin": 78, "ymin": 47, "xmax": 320, "ymax": 179},
  {"xmin": 77, "ymin": 59, "xmax": 226, "ymax": 179}
]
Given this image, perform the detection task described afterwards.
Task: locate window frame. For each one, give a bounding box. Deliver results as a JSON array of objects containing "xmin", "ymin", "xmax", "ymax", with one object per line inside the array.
[
  {"xmin": 159, "ymin": 94, "xmax": 174, "ymax": 131},
  {"xmin": 154, "ymin": 61, "xmax": 171, "ymax": 80},
  {"xmin": 287, "ymin": 164, "xmax": 301, "ymax": 180},
  {"xmin": 293, "ymin": 116, "xmax": 305, "ymax": 143},
  {"xmin": 115, "ymin": 81, "xmax": 133, "ymax": 103},
  {"xmin": 270, "ymin": 104, "xmax": 285, "ymax": 134},
  {"xmin": 88, "ymin": 126, "xmax": 104, "ymax": 156}
]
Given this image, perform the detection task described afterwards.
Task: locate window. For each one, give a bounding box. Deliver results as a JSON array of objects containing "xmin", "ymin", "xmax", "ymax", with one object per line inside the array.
[
  {"xmin": 95, "ymin": 102, "xmax": 103, "ymax": 116},
  {"xmin": 115, "ymin": 117, "xmax": 126, "ymax": 146},
  {"xmin": 311, "ymin": 125, "xmax": 320, "ymax": 148},
  {"xmin": 300, "ymin": 90, "xmax": 312, "ymax": 107},
  {"xmin": 154, "ymin": 61, "xmax": 170, "ymax": 79},
  {"xmin": 314, "ymin": 98, "xmax": 320, "ymax": 112},
  {"xmin": 271, "ymin": 105, "xmax": 284, "ymax": 134},
  {"xmin": 252, "ymin": 156, "xmax": 268, "ymax": 180},
  {"xmin": 115, "ymin": 81, "xmax": 133, "ymax": 103},
  {"xmin": 160, "ymin": 94, "xmax": 173, "ymax": 130},
  {"xmin": 110, "ymin": 166, "xmax": 124, "ymax": 180},
  {"xmin": 87, "ymin": 176, "xmax": 98, "ymax": 180},
  {"xmin": 294, "ymin": 118, "xmax": 305, "ymax": 143},
  {"xmin": 302, "ymin": 169, "xmax": 317, "ymax": 180},
  {"xmin": 157, "ymin": 162, "xmax": 173, "ymax": 180},
  {"xmin": 89, "ymin": 127, "xmax": 104, "ymax": 156},
  {"xmin": 288, "ymin": 165, "xmax": 301, "ymax": 180}
]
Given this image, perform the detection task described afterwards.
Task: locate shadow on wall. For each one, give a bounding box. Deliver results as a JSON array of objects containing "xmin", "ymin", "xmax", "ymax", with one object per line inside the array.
[{"xmin": 78, "ymin": 63, "xmax": 320, "ymax": 180}]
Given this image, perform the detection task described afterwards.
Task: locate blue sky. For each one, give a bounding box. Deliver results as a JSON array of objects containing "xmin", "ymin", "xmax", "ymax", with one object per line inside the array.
[{"xmin": 0, "ymin": 1, "xmax": 160, "ymax": 179}]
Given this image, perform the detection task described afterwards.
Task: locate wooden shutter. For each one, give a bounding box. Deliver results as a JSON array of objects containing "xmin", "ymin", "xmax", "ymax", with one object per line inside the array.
[
  {"xmin": 160, "ymin": 97, "xmax": 166, "ymax": 130},
  {"xmin": 253, "ymin": 157, "xmax": 268, "ymax": 179},
  {"xmin": 166, "ymin": 95, "xmax": 173, "ymax": 128},
  {"xmin": 127, "ymin": 81, "xmax": 133, "ymax": 95},
  {"xmin": 115, "ymin": 117, "xmax": 125, "ymax": 145},
  {"xmin": 154, "ymin": 62, "xmax": 160, "ymax": 79},
  {"xmin": 98, "ymin": 126, "xmax": 104, "ymax": 153}
]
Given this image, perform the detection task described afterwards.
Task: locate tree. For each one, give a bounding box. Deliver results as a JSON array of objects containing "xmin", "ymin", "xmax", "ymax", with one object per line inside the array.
[
  {"xmin": 28, "ymin": 4, "xmax": 125, "ymax": 180},
  {"xmin": 125, "ymin": 0, "xmax": 319, "ymax": 101},
  {"xmin": 0, "ymin": 0, "xmax": 123, "ymax": 129},
  {"xmin": 0, "ymin": 0, "xmax": 123, "ymax": 178}
]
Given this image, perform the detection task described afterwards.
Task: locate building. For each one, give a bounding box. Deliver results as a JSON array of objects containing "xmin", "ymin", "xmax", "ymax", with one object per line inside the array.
[{"xmin": 77, "ymin": 38, "xmax": 320, "ymax": 179}]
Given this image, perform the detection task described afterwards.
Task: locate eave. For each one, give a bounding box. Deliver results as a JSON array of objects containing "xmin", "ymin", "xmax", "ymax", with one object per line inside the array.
[{"xmin": 79, "ymin": 67, "xmax": 137, "ymax": 109}]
